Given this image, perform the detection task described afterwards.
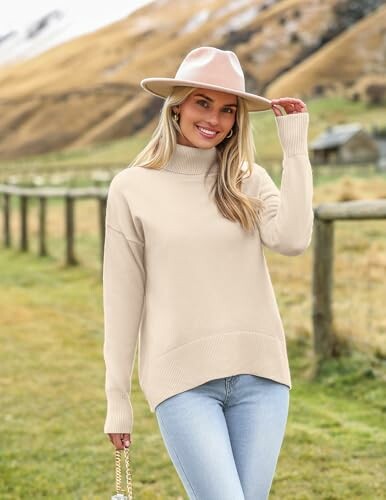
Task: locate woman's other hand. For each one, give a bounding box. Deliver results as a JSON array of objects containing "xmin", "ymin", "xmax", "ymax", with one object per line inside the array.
[
  {"xmin": 108, "ymin": 433, "xmax": 132, "ymax": 450},
  {"xmin": 271, "ymin": 97, "xmax": 307, "ymax": 116}
]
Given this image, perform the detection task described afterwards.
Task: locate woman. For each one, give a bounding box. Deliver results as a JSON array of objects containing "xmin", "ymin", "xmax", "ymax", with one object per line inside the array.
[{"xmin": 103, "ymin": 46, "xmax": 313, "ymax": 499}]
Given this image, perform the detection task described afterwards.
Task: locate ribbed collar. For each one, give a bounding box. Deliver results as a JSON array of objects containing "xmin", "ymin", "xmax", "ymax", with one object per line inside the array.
[{"xmin": 163, "ymin": 143, "xmax": 219, "ymax": 176}]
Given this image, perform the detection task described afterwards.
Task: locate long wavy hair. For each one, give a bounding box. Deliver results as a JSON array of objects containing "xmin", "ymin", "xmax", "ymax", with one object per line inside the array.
[{"xmin": 129, "ymin": 86, "xmax": 264, "ymax": 232}]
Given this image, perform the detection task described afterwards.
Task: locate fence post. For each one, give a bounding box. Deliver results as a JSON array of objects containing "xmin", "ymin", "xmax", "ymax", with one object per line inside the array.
[
  {"xmin": 312, "ymin": 217, "xmax": 334, "ymax": 359},
  {"xmin": 65, "ymin": 194, "xmax": 78, "ymax": 265},
  {"xmin": 3, "ymin": 193, "xmax": 11, "ymax": 247},
  {"xmin": 38, "ymin": 196, "xmax": 47, "ymax": 256},
  {"xmin": 20, "ymin": 195, "xmax": 28, "ymax": 251}
]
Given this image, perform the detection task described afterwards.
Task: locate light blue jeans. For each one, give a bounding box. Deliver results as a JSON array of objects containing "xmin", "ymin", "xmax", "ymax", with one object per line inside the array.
[{"xmin": 155, "ymin": 374, "xmax": 290, "ymax": 500}]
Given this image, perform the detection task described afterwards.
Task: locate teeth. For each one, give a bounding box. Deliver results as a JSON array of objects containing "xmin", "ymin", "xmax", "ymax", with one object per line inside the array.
[{"xmin": 198, "ymin": 126, "xmax": 217, "ymax": 136}]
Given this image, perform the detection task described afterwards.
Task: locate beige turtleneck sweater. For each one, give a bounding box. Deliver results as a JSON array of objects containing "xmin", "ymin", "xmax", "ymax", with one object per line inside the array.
[{"xmin": 102, "ymin": 112, "xmax": 313, "ymax": 434}]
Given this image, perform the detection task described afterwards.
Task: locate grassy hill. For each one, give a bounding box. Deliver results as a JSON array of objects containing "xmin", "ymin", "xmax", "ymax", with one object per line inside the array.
[{"xmin": 0, "ymin": 0, "xmax": 385, "ymax": 159}]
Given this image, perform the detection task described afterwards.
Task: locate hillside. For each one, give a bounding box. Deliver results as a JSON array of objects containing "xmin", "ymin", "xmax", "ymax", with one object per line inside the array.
[
  {"xmin": 266, "ymin": 2, "xmax": 386, "ymax": 99},
  {"xmin": 0, "ymin": 0, "xmax": 385, "ymax": 159}
]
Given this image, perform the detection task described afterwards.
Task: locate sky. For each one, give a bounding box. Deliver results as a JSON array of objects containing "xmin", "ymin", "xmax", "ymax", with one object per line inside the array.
[{"xmin": 0, "ymin": 0, "xmax": 153, "ymax": 34}]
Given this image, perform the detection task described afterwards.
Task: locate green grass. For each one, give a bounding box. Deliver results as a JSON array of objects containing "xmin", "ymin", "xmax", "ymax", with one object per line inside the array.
[{"xmin": 0, "ymin": 243, "xmax": 385, "ymax": 499}]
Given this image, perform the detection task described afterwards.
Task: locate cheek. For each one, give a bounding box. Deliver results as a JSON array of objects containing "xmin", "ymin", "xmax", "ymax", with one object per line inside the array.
[
  {"xmin": 223, "ymin": 114, "xmax": 236, "ymax": 127},
  {"xmin": 181, "ymin": 108, "xmax": 201, "ymax": 125}
]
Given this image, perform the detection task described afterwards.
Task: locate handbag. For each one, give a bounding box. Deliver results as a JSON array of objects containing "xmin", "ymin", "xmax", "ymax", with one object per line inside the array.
[{"xmin": 111, "ymin": 446, "xmax": 133, "ymax": 500}]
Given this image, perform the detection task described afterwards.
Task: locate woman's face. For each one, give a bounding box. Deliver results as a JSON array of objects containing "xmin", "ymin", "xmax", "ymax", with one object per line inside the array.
[{"xmin": 173, "ymin": 88, "xmax": 238, "ymax": 148}]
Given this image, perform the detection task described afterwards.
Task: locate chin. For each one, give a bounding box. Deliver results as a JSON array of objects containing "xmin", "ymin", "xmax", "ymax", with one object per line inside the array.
[{"xmin": 196, "ymin": 142, "xmax": 216, "ymax": 149}]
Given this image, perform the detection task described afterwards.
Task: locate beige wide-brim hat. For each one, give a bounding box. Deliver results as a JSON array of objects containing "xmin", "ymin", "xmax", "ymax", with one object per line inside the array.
[{"xmin": 141, "ymin": 46, "xmax": 272, "ymax": 112}]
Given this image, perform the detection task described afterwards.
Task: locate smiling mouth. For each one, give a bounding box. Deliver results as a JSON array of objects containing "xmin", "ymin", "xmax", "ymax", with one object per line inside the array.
[{"xmin": 196, "ymin": 125, "xmax": 219, "ymax": 139}]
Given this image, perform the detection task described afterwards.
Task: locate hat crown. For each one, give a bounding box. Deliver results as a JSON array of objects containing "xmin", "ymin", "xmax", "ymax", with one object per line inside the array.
[
  {"xmin": 174, "ymin": 47, "xmax": 246, "ymax": 93},
  {"xmin": 140, "ymin": 46, "xmax": 272, "ymax": 112}
]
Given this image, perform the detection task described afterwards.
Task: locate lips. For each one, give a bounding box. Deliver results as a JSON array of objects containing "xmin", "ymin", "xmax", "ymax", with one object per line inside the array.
[{"xmin": 196, "ymin": 125, "xmax": 218, "ymax": 139}]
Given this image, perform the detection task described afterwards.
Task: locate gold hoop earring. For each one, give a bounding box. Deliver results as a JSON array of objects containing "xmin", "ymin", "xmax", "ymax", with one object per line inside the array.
[{"xmin": 226, "ymin": 128, "xmax": 233, "ymax": 139}]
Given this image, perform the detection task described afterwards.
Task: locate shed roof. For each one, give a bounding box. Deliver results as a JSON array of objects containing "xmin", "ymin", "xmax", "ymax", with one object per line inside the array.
[{"xmin": 310, "ymin": 123, "xmax": 363, "ymax": 150}]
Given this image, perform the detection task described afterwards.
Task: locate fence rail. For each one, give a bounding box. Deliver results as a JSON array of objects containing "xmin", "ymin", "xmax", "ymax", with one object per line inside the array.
[{"xmin": 0, "ymin": 162, "xmax": 122, "ymax": 184}]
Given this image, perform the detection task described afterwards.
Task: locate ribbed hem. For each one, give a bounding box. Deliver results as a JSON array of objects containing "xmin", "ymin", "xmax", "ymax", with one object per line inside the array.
[
  {"xmin": 139, "ymin": 330, "xmax": 292, "ymax": 412},
  {"xmin": 275, "ymin": 112, "xmax": 309, "ymax": 158},
  {"xmin": 104, "ymin": 390, "xmax": 133, "ymax": 434}
]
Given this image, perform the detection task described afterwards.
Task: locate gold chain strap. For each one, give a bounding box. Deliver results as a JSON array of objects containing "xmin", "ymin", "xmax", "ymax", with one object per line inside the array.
[{"xmin": 113, "ymin": 446, "xmax": 133, "ymax": 500}]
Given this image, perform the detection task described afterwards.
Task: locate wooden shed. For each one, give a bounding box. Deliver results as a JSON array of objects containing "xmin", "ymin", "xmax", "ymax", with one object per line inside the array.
[{"xmin": 310, "ymin": 123, "xmax": 380, "ymax": 164}]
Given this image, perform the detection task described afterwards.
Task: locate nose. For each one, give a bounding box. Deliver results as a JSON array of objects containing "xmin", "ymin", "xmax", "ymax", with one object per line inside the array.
[
  {"xmin": 207, "ymin": 109, "xmax": 220, "ymax": 127},
  {"xmin": 207, "ymin": 115, "xmax": 219, "ymax": 129}
]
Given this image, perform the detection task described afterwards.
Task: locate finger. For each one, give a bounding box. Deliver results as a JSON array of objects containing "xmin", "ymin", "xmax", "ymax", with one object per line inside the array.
[
  {"xmin": 272, "ymin": 97, "xmax": 305, "ymax": 104},
  {"xmin": 122, "ymin": 433, "xmax": 131, "ymax": 447},
  {"xmin": 271, "ymin": 98, "xmax": 308, "ymax": 113},
  {"xmin": 115, "ymin": 437, "xmax": 125, "ymax": 450},
  {"xmin": 281, "ymin": 100, "xmax": 307, "ymax": 114},
  {"xmin": 271, "ymin": 104, "xmax": 283, "ymax": 116},
  {"xmin": 110, "ymin": 434, "xmax": 125, "ymax": 450},
  {"xmin": 272, "ymin": 98, "xmax": 307, "ymax": 111},
  {"xmin": 281, "ymin": 104, "xmax": 296, "ymax": 114},
  {"xmin": 293, "ymin": 100, "xmax": 306, "ymax": 109}
]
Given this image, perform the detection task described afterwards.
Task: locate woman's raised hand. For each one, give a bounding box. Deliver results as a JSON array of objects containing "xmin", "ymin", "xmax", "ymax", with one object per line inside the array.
[
  {"xmin": 271, "ymin": 97, "xmax": 307, "ymax": 116},
  {"xmin": 108, "ymin": 432, "xmax": 132, "ymax": 450}
]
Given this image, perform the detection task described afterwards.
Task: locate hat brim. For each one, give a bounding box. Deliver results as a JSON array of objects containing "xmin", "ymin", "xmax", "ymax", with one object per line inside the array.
[{"xmin": 140, "ymin": 78, "xmax": 272, "ymax": 112}]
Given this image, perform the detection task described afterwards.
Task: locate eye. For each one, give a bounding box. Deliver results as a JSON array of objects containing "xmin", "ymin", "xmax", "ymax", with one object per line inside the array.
[{"xmin": 196, "ymin": 99, "xmax": 235, "ymax": 113}]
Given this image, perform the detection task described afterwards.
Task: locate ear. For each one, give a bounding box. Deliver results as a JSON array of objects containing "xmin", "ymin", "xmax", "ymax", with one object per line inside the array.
[{"xmin": 172, "ymin": 106, "xmax": 180, "ymax": 114}]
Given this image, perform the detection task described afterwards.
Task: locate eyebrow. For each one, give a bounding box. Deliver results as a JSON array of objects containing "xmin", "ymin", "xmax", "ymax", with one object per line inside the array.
[{"xmin": 194, "ymin": 93, "xmax": 238, "ymax": 108}]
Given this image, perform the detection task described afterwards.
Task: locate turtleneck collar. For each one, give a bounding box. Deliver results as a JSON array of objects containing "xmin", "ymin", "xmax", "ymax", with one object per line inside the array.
[{"xmin": 163, "ymin": 143, "xmax": 219, "ymax": 176}]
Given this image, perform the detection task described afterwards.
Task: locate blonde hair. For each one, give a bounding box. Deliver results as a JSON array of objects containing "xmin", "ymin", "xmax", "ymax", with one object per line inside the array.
[{"xmin": 129, "ymin": 86, "xmax": 264, "ymax": 232}]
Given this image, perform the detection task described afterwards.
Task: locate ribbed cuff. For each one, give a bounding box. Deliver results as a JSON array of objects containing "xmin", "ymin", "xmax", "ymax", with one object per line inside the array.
[
  {"xmin": 104, "ymin": 390, "xmax": 133, "ymax": 434},
  {"xmin": 275, "ymin": 112, "xmax": 309, "ymax": 158}
]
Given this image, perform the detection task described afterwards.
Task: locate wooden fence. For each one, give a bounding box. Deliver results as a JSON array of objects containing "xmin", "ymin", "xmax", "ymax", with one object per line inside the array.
[
  {"xmin": 0, "ymin": 184, "xmax": 108, "ymax": 270},
  {"xmin": 312, "ymin": 199, "xmax": 386, "ymax": 359},
  {"xmin": 1, "ymin": 183, "xmax": 385, "ymax": 360}
]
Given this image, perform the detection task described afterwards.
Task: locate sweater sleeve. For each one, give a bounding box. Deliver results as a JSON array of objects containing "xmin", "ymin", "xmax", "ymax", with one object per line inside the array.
[
  {"xmin": 257, "ymin": 112, "xmax": 314, "ymax": 256},
  {"xmin": 102, "ymin": 174, "xmax": 146, "ymax": 434}
]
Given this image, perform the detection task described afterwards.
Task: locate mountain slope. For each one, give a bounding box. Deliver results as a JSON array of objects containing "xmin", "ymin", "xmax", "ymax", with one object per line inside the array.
[
  {"xmin": 265, "ymin": 3, "xmax": 386, "ymax": 98},
  {"xmin": 0, "ymin": 0, "xmax": 384, "ymax": 159},
  {"xmin": 0, "ymin": 11, "xmax": 69, "ymax": 67}
]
